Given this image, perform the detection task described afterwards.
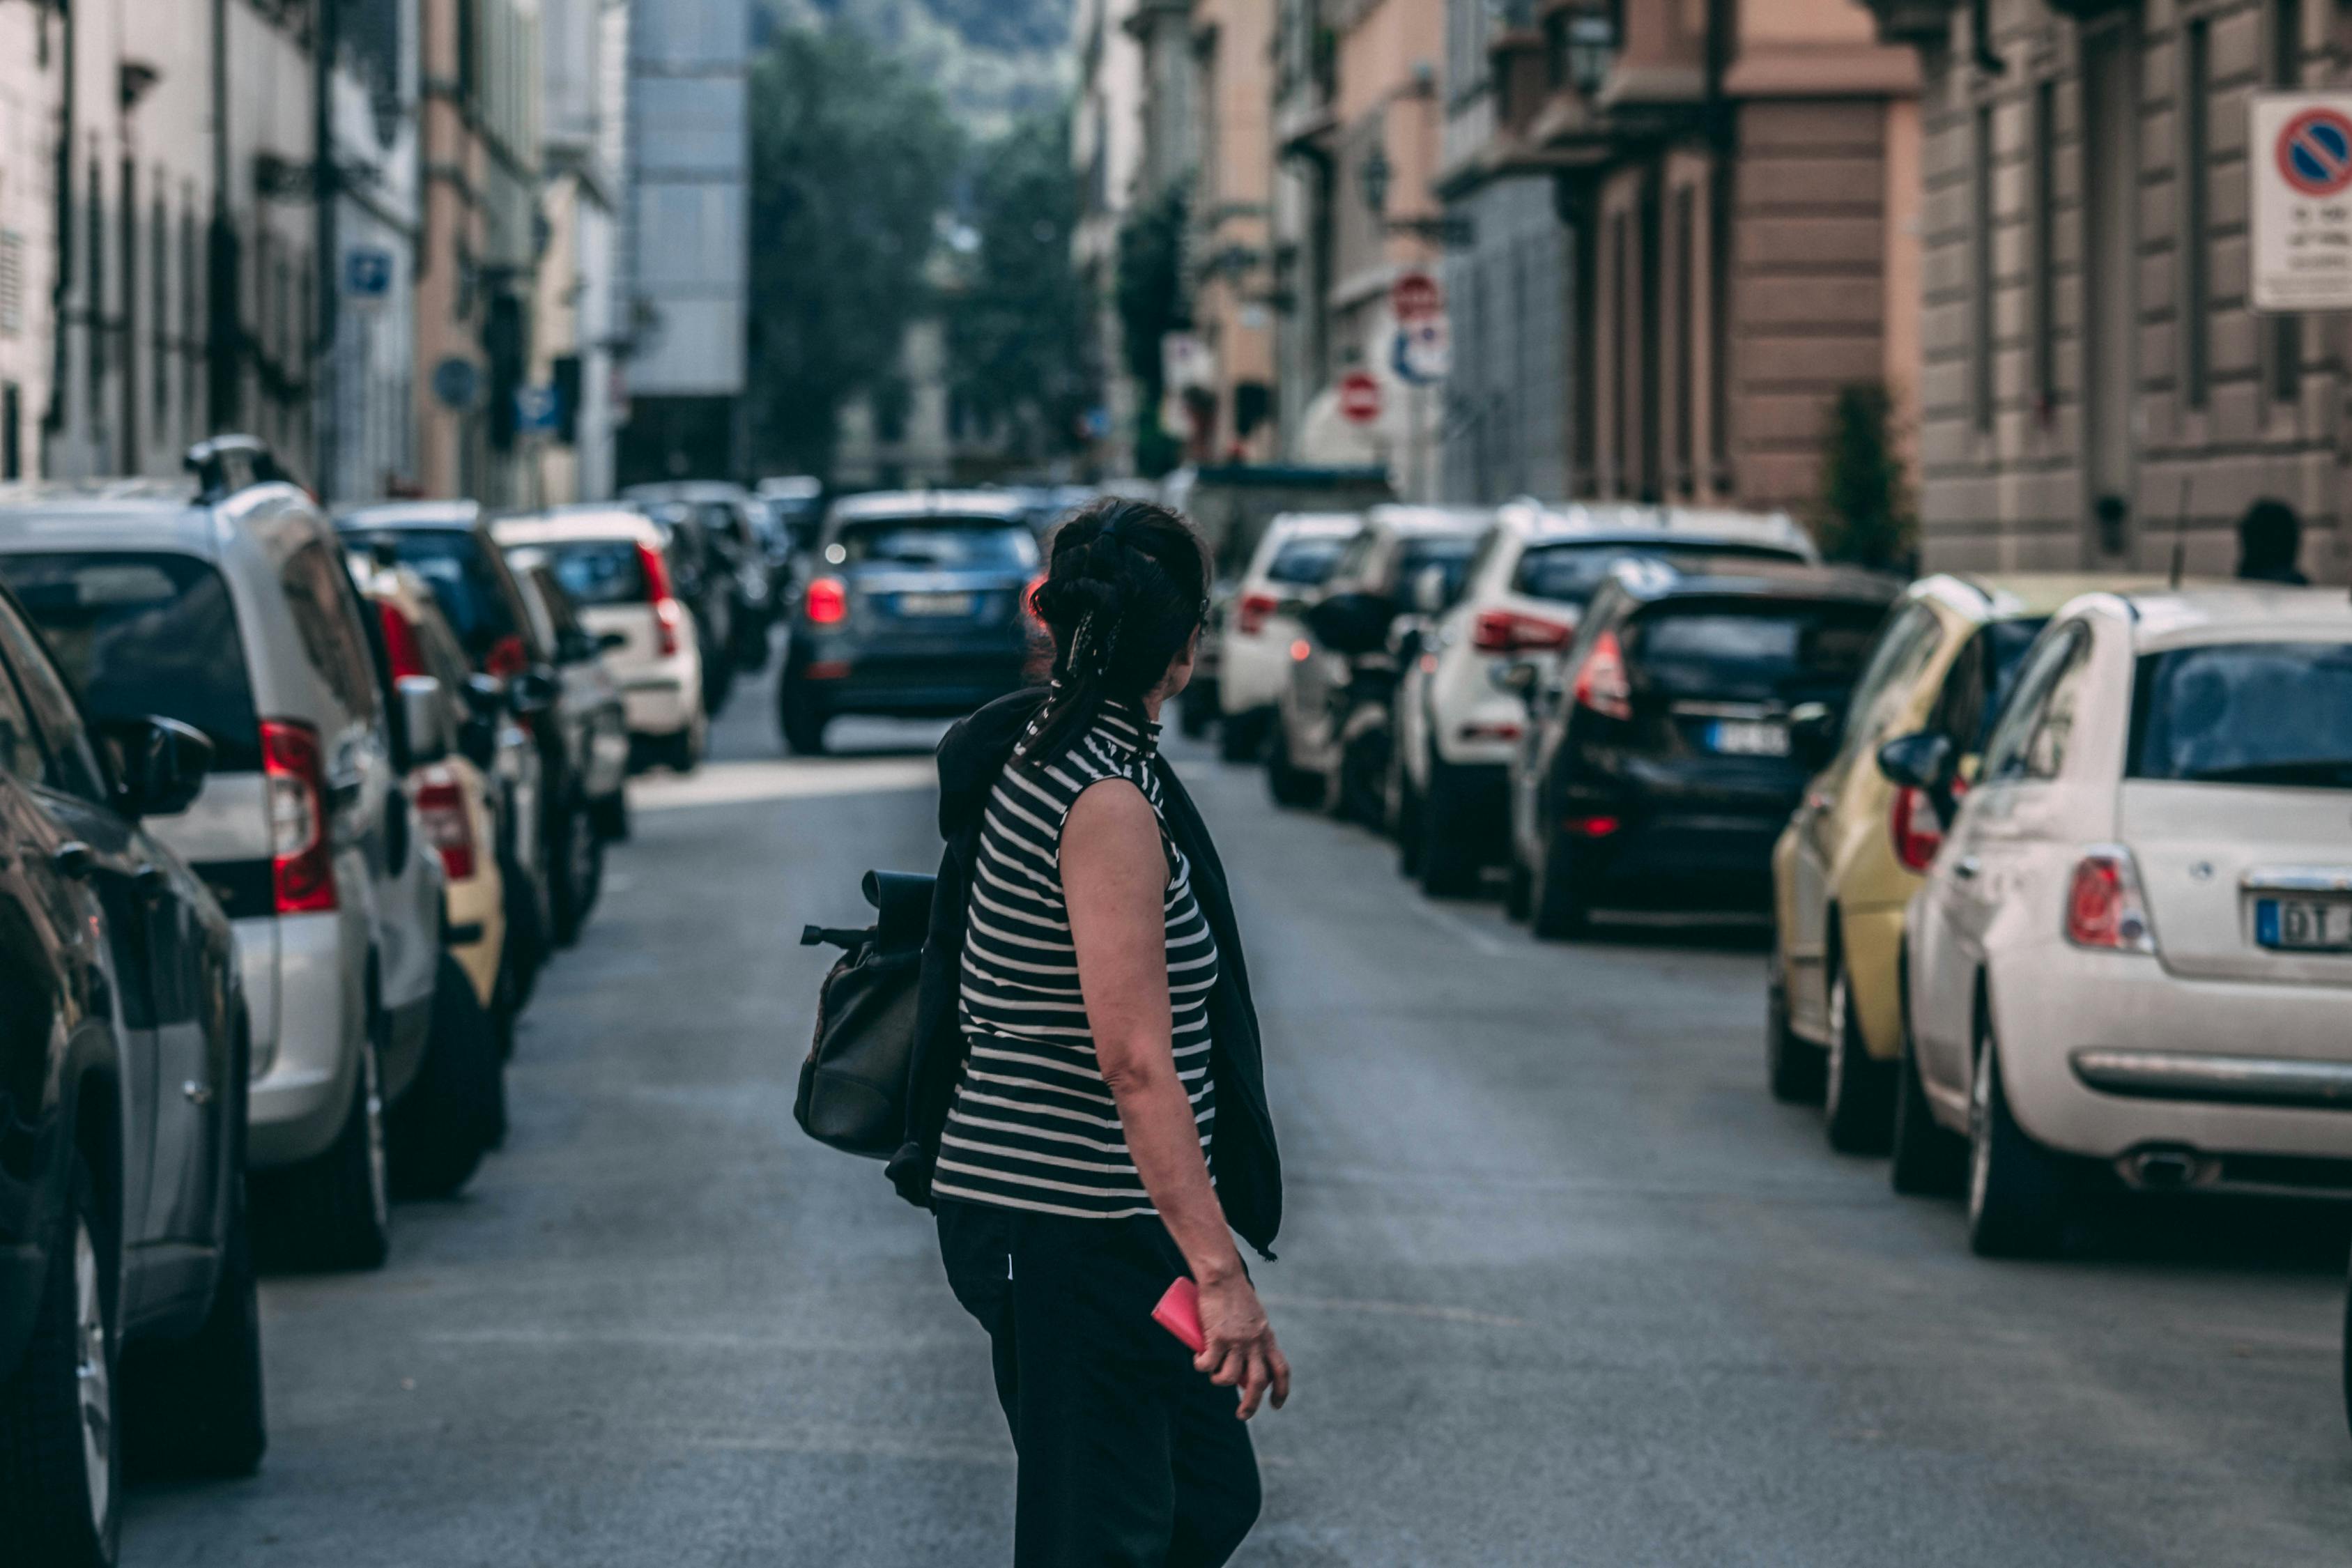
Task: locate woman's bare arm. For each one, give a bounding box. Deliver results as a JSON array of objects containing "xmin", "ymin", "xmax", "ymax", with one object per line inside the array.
[{"xmin": 1063, "ymin": 780, "xmax": 1289, "ymax": 1417}]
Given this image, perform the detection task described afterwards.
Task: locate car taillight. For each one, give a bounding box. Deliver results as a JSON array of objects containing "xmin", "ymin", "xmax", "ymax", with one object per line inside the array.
[
  {"xmin": 2064, "ymin": 846, "xmax": 2156, "ymax": 953},
  {"xmin": 1571, "ymin": 629, "xmax": 1633, "ymax": 720},
  {"xmin": 1472, "ymin": 609, "xmax": 1574, "ymax": 654},
  {"xmin": 1889, "ymin": 785, "xmax": 1943, "ymax": 873},
  {"xmin": 636, "ymin": 542, "xmax": 684, "ymax": 656},
  {"xmin": 261, "ymin": 719, "xmax": 335, "ymax": 914},
  {"xmin": 378, "ymin": 602, "xmax": 427, "ymax": 680},
  {"xmin": 485, "ymin": 632, "xmax": 528, "ymax": 680},
  {"xmin": 1236, "ymin": 590, "xmax": 1280, "ymax": 636},
  {"xmin": 413, "ymin": 767, "xmax": 476, "ymax": 881},
  {"xmin": 806, "ymin": 576, "xmax": 849, "ymax": 626},
  {"xmin": 653, "ymin": 598, "xmax": 682, "ymax": 656},
  {"xmin": 1024, "ymin": 575, "xmax": 1046, "ymax": 622}
]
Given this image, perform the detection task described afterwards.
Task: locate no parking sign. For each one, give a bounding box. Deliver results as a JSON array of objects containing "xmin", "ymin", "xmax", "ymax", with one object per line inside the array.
[{"xmin": 2252, "ymin": 93, "xmax": 2352, "ymax": 311}]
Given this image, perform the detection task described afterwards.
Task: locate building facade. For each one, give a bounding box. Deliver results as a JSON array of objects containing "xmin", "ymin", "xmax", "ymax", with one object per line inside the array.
[
  {"xmin": 533, "ymin": 0, "xmax": 625, "ymax": 502},
  {"xmin": 1872, "ymin": 0, "xmax": 2342, "ymax": 581},
  {"xmin": 326, "ymin": 0, "xmax": 422, "ymax": 502},
  {"xmin": 1072, "ymin": 0, "xmax": 1146, "ymax": 475},
  {"xmin": 1186, "ymin": 0, "xmax": 1279, "ymax": 463},
  {"xmin": 0, "ymin": 0, "xmax": 58, "ymax": 479}
]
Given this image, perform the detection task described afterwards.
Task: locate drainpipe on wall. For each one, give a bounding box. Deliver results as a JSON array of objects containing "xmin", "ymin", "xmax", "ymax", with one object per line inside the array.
[
  {"xmin": 314, "ymin": 0, "xmax": 338, "ymax": 498},
  {"xmin": 43, "ymin": 0, "xmax": 75, "ymax": 443},
  {"xmin": 207, "ymin": 0, "xmax": 239, "ymax": 431}
]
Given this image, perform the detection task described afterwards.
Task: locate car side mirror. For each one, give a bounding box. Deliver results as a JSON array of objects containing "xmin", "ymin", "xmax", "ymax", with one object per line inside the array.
[
  {"xmin": 1411, "ymin": 564, "xmax": 1450, "ymax": 616},
  {"xmin": 507, "ymin": 669, "xmax": 558, "ymax": 716},
  {"xmin": 1788, "ymin": 701, "xmax": 1840, "ymax": 768},
  {"xmin": 397, "ymin": 675, "xmax": 451, "ymax": 767},
  {"xmin": 111, "ymin": 716, "xmax": 213, "ymax": 818},
  {"xmin": 1304, "ymin": 591, "xmax": 1396, "ymax": 658},
  {"xmin": 1876, "ymin": 730, "xmax": 1957, "ymax": 793}
]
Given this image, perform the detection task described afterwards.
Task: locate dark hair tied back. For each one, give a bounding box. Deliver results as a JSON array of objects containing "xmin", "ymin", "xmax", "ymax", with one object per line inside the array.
[{"xmin": 1020, "ymin": 498, "xmax": 1210, "ymax": 762}]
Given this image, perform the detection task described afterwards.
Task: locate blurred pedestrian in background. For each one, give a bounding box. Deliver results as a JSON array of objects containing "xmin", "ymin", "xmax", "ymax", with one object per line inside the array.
[
  {"xmin": 2236, "ymin": 498, "xmax": 2312, "ymax": 585},
  {"xmin": 906, "ymin": 498, "xmax": 1289, "ymax": 1568}
]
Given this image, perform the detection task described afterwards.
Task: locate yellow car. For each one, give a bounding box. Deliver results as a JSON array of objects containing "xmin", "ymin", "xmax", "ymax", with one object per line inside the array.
[{"xmin": 1767, "ymin": 574, "xmax": 2175, "ymax": 1151}]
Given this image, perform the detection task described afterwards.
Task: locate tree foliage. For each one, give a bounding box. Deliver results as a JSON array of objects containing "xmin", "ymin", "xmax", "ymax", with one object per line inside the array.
[
  {"xmin": 746, "ymin": 24, "xmax": 962, "ymax": 476},
  {"xmin": 1114, "ymin": 183, "xmax": 1190, "ymax": 477},
  {"xmin": 1811, "ymin": 382, "xmax": 1916, "ymax": 571}
]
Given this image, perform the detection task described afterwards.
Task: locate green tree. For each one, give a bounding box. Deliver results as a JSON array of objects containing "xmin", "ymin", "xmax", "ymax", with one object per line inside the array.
[
  {"xmin": 746, "ymin": 24, "xmax": 962, "ymax": 476},
  {"xmin": 944, "ymin": 109, "xmax": 1090, "ymax": 466},
  {"xmin": 1114, "ymin": 183, "xmax": 1190, "ymax": 477},
  {"xmin": 1811, "ymin": 382, "xmax": 1916, "ymax": 571}
]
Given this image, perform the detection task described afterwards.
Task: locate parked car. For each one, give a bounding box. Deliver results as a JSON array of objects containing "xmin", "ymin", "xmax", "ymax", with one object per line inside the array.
[
  {"xmin": 1266, "ymin": 506, "xmax": 1486, "ymax": 818},
  {"xmin": 1, "ymin": 447, "xmax": 454, "ymax": 1272},
  {"xmin": 755, "ymin": 475, "xmax": 827, "ymax": 569},
  {"xmin": 1505, "ymin": 559, "xmax": 1896, "ymax": 938},
  {"xmin": 1891, "ymin": 586, "xmax": 2352, "ymax": 1256},
  {"xmin": 1765, "ymin": 574, "xmax": 2172, "ymax": 1151},
  {"xmin": 622, "ymin": 482, "xmax": 776, "ymax": 679},
  {"xmin": 494, "ymin": 507, "xmax": 707, "ymax": 774},
  {"xmin": 0, "ymin": 578, "xmax": 261, "ymax": 1561},
  {"xmin": 1209, "ymin": 512, "xmax": 1361, "ymax": 763},
  {"xmin": 776, "ymin": 491, "xmax": 1042, "ymax": 755},
  {"xmin": 1396, "ymin": 501, "xmax": 1818, "ymax": 895},
  {"xmin": 510, "ymin": 558, "xmax": 632, "ymax": 919}
]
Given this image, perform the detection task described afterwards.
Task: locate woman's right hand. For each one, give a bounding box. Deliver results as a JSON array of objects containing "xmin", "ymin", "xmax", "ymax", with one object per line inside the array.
[{"xmin": 1194, "ymin": 1271, "xmax": 1291, "ymax": 1419}]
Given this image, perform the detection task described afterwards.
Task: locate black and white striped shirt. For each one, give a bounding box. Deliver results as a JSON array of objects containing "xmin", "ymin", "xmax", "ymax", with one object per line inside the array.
[{"xmin": 934, "ymin": 695, "xmax": 1219, "ymax": 1219}]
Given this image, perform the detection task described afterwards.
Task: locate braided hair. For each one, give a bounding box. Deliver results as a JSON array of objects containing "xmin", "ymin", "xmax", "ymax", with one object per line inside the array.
[{"xmin": 1018, "ymin": 498, "xmax": 1210, "ymax": 764}]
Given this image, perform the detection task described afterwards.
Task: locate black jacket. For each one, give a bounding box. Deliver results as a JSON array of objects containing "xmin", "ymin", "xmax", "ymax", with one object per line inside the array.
[{"xmin": 886, "ymin": 686, "xmax": 1282, "ymax": 1257}]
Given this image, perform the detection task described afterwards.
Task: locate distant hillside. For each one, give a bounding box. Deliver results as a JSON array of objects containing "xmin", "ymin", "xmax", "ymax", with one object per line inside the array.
[{"xmin": 769, "ymin": 0, "xmax": 1073, "ymax": 130}]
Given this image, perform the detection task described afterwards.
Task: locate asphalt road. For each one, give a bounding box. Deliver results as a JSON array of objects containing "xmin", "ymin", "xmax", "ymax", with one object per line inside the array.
[{"xmin": 125, "ymin": 671, "xmax": 2352, "ymax": 1567}]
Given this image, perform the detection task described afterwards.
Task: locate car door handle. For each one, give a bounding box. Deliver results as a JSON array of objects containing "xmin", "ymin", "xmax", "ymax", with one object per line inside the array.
[
  {"xmin": 1953, "ymin": 855, "xmax": 1982, "ymax": 882},
  {"xmin": 50, "ymin": 841, "xmax": 95, "ymax": 880}
]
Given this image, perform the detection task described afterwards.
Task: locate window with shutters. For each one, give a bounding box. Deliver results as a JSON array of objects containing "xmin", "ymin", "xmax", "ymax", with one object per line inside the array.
[{"xmin": 0, "ymin": 229, "xmax": 22, "ymax": 337}]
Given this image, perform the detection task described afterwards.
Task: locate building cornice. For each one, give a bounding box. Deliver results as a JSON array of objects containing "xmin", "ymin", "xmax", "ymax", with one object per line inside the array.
[{"xmin": 1721, "ymin": 43, "xmax": 1922, "ymax": 99}]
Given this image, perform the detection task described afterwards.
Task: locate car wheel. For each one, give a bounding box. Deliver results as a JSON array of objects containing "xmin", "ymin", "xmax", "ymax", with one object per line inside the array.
[
  {"xmin": 1503, "ymin": 845, "xmax": 1532, "ymax": 922},
  {"xmin": 387, "ymin": 955, "xmax": 505, "ymax": 1200},
  {"xmin": 0, "ymin": 1151, "xmax": 121, "ymax": 1566},
  {"xmin": 260, "ymin": 1031, "xmax": 392, "ymax": 1272},
  {"xmin": 1335, "ymin": 726, "xmax": 1388, "ymax": 825},
  {"xmin": 1395, "ymin": 760, "xmax": 1424, "ymax": 877},
  {"xmin": 1765, "ymin": 946, "xmax": 1826, "ymax": 1105},
  {"xmin": 1266, "ymin": 723, "xmax": 1325, "ymax": 808},
  {"xmin": 548, "ymin": 797, "xmax": 602, "ymax": 948},
  {"xmin": 590, "ymin": 787, "xmax": 630, "ymax": 843},
  {"xmin": 1218, "ymin": 709, "xmax": 1266, "ymax": 764},
  {"xmin": 779, "ymin": 685, "xmax": 829, "ymax": 755},
  {"xmin": 1822, "ymin": 964, "xmax": 1896, "ymax": 1155},
  {"xmin": 662, "ymin": 712, "xmax": 708, "ymax": 774},
  {"xmin": 1417, "ymin": 758, "xmax": 1482, "ymax": 898},
  {"xmin": 1528, "ymin": 829, "xmax": 1591, "ymax": 940},
  {"xmin": 1965, "ymin": 1013, "xmax": 2071, "ymax": 1259},
  {"xmin": 1889, "ymin": 997, "xmax": 1965, "ymax": 1197},
  {"xmin": 123, "ymin": 1169, "xmax": 266, "ymax": 1481}
]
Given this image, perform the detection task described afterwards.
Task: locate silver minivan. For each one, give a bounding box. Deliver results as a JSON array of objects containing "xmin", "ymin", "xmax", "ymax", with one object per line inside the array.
[{"xmin": 0, "ymin": 440, "xmax": 445, "ymax": 1268}]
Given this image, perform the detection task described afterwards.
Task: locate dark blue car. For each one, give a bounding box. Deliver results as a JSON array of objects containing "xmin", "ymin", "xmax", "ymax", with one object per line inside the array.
[{"xmin": 776, "ymin": 492, "xmax": 1043, "ymax": 753}]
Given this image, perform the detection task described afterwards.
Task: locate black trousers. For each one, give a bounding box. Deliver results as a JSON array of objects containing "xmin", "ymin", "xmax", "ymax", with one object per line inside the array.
[{"xmin": 937, "ymin": 1200, "xmax": 1261, "ymax": 1568}]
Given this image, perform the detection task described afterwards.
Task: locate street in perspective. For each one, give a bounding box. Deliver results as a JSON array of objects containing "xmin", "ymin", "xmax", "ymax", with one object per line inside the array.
[{"xmin": 8, "ymin": 0, "xmax": 2352, "ymax": 1565}]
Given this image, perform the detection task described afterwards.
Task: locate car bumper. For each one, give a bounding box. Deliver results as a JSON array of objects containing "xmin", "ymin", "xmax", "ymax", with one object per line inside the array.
[
  {"xmin": 1558, "ymin": 808, "xmax": 1788, "ymax": 907},
  {"xmin": 1993, "ymin": 948, "xmax": 2352, "ymax": 1185},
  {"xmin": 620, "ymin": 671, "xmax": 698, "ymax": 737},
  {"xmin": 788, "ymin": 650, "xmax": 1031, "ymax": 717},
  {"xmin": 1219, "ymin": 631, "xmax": 1292, "ymax": 716},
  {"xmin": 243, "ymin": 912, "xmax": 362, "ymax": 1169}
]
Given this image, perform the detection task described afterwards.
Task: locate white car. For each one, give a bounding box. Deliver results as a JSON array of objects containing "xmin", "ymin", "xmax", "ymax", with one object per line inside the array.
[
  {"xmin": 1890, "ymin": 586, "xmax": 2352, "ymax": 1256},
  {"xmin": 1392, "ymin": 500, "xmax": 1815, "ymax": 894},
  {"xmin": 493, "ymin": 508, "xmax": 707, "ymax": 771},
  {"xmin": 1213, "ymin": 512, "xmax": 1362, "ymax": 762}
]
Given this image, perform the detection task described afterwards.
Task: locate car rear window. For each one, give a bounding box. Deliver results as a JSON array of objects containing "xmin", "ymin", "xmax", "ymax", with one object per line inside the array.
[
  {"xmin": 522, "ymin": 539, "xmax": 650, "ymax": 606},
  {"xmin": 1514, "ymin": 542, "xmax": 1804, "ymax": 607},
  {"xmin": 833, "ymin": 521, "xmax": 1039, "ymax": 570},
  {"xmin": 1628, "ymin": 602, "xmax": 1884, "ymax": 687},
  {"xmin": 2128, "ymin": 641, "xmax": 2352, "ymax": 788},
  {"xmin": 1394, "ymin": 537, "xmax": 1477, "ymax": 599},
  {"xmin": 1263, "ymin": 536, "xmax": 1349, "ymax": 586},
  {"xmin": 342, "ymin": 529, "xmax": 518, "ymax": 659},
  {"xmin": 0, "ymin": 551, "xmax": 263, "ymax": 771}
]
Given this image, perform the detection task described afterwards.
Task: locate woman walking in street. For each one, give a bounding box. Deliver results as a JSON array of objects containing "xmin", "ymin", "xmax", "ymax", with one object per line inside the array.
[{"xmin": 900, "ymin": 498, "xmax": 1289, "ymax": 1567}]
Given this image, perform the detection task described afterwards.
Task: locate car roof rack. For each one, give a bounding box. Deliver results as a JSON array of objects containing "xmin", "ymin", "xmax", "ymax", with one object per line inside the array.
[{"xmin": 185, "ymin": 435, "xmax": 300, "ymax": 503}]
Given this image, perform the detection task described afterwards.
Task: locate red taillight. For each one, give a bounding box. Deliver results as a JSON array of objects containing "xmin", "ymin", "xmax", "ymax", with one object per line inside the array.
[
  {"xmin": 413, "ymin": 767, "xmax": 477, "ymax": 881},
  {"xmin": 2065, "ymin": 847, "xmax": 2157, "ymax": 953},
  {"xmin": 261, "ymin": 719, "xmax": 335, "ymax": 913},
  {"xmin": 1289, "ymin": 638, "xmax": 1312, "ymax": 662},
  {"xmin": 377, "ymin": 602, "xmax": 426, "ymax": 681},
  {"xmin": 1889, "ymin": 785, "xmax": 1943, "ymax": 873},
  {"xmin": 1561, "ymin": 814, "xmax": 1622, "ymax": 838},
  {"xmin": 634, "ymin": 541, "xmax": 673, "ymax": 603},
  {"xmin": 1473, "ymin": 609, "xmax": 1574, "ymax": 654},
  {"xmin": 1236, "ymin": 590, "xmax": 1280, "ymax": 636},
  {"xmin": 1023, "ymin": 575, "xmax": 1046, "ymax": 622},
  {"xmin": 636, "ymin": 542, "xmax": 684, "ymax": 656},
  {"xmin": 653, "ymin": 598, "xmax": 682, "ymax": 657},
  {"xmin": 1572, "ymin": 629, "xmax": 1633, "ymax": 720},
  {"xmin": 806, "ymin": 576, "xmax": 849, "ymax": 626},
  {"xmin": 485, "ymin": 632, "xmax": 528, "ymax": 680}
]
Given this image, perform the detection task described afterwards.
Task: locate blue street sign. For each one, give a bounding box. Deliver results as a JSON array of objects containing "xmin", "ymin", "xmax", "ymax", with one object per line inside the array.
[
  {"xmin": 430, "ymin": 357, "xmax": 481, "ymax": 412},
  {"xmin": 345, "ymin": 247, "xmax": 394, "ymax": 302},
  {"xmin": 515, "ymin": 385, "xmax": 562, "ymax": 434}
]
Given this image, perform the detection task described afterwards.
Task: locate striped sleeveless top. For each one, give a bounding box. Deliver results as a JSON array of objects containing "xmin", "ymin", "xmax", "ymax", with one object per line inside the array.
[{"xmin": 933, "ymin": 694, "xmax": 1218, "ymax": 1219}]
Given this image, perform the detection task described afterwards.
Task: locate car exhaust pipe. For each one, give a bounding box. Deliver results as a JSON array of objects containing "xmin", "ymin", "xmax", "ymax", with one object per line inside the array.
[{"xmin": 2121, "ymin": 1147, "xmax": 2206, "ymax": 1191}]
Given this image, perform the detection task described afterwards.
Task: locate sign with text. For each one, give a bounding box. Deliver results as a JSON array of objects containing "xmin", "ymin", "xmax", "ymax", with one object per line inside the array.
[{"xmin": 2252, "ymin": 93, "xmax": 2352, "ymax": 312}]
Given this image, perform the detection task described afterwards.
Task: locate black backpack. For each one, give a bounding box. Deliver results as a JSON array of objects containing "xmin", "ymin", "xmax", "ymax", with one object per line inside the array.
[{"xmin": 793, "ymin": 870, "xmax": 935, "ymax": 1158}]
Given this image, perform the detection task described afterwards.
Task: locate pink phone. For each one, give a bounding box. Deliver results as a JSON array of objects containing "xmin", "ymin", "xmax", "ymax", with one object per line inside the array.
[{"xmin": 1153, "ymin": 1277, "xmax": 1204, "ymax": 1353}]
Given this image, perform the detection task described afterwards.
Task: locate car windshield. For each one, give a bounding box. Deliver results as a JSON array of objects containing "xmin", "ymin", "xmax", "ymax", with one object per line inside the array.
[
  {"xmin": 834, "ymin": 521, "xmax": 1038, "ymax": 571},
  {"xmin": 1263, "ymin": 535, "xmax": 1350, "ymax": 586},
  {"xmin": 521, "ymin": 539, "xmax": 650, "ymax": 606},
  {"xmin": 2129, "ymin": 641, "xmax": 2352, "ymax": 788},
  {"xmin": 1395, "ymin": 537, "xmax": 1477, "ymax": 599},
  {"xmin": 1974, "ymin": 616, "xmax": 2050, "ymax": 749},
  {"xmin": 1629, "ymin": 602, "xmax": 1884, "ymax": 692},
  {"xmin": 0, "ymin": 551, "xmax": 263, "ymax": 771},
  {"xmin": 341, "ymin": 528, "xmax": 517, "ymax": 659},
  {"xmin": 1514, "ymin": 541, "xmax": 1804, "ymax": 607}
]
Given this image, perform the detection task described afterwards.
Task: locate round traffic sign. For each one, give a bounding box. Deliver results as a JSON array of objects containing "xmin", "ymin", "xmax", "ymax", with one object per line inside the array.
[
  {"xmin": 1392, "ymin": 270, "xmax": 1443, "ymax": 323},
  {"xmin": 2277, "ymin": 107, "xmax": 2352, "ymax": 198},
  {"xmin": 1338, "ymin": 370, "xmax": 1382, "ymax": 426}
]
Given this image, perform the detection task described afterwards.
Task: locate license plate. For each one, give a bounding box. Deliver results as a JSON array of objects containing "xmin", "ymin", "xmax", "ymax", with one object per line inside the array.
[
  {"xmin": 1706, "ymin": 719, "xmax": 1788, "ymax": 757},
  {"xmin": 2255, "ymin": 898, "xmax": 2352, "ymax": 952},
  {"xmin": 896, "ymin": 592, "xmax": 972, "ymax": 617}
]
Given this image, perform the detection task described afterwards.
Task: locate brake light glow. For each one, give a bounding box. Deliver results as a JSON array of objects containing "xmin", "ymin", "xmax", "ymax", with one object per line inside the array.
[
  {"xmin": 1024, "ymin": 575, "xmax": 1047, "ymax": 622},
  {"xmin": 1572, "ymin": 629, "xmax": 1633, "ymax": 721},
  {"xmin": 1237, "ymin": 590, "xmax": 1281, "ymax": 636},
  {"xmin": 261, "ymin": 719, "xmax": 335, "ymax": 913},
  {"xmin": 485, "ymin": 632, "xmax": 528, "ymax": 680},
  {"xmin": 1561, "ymin": 814, "xmax": 1622, "ymax": 838},
  {"xmin": 636, "ymin": 541, "xmax": 683, "ymax": 656},
  {"xmin": 2064, "ymin": 847, "xmax": 2156, "ymax": 953},
  {"xmin": 1472, "ymin": 608, "xmax": 1574, "ymax": 654},
  {"xmin": 806, "ymin": 576, "xmax": 849, "ymax": 626},
  {"xmin": 377, "ymin": 602, "xmax": 427, "ymax": 681},
  {"xmin": 413, "ymin": 767, "xmax": 477, "ymax": 881},
  {"xmin": 1289, "ymin": 638, "xmax": 1312, "ymax": 662},
  {"xmin": 1889, "ymin": 786, "xmax": 1943, "ymax": 873}
]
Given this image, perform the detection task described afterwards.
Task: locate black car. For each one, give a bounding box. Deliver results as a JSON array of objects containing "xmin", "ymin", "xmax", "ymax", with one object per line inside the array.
[
  {"xmin": 0, "ymin": 585, "xmax": 261, "ymax": 1562},
  {"xmin": 509, "ymin": 559, "xmax": 632, "ymax": 930},
  {"xmin": 1507, "ymin": 561, "xmax": 1897, "ymax": 937},
  {"xmin": 776, "ymin": 491, "xmax": 1043, "ymax": 755},
  {"xmin": 623, "ymin": 482, "xmax": 777, "ymax": 682}
]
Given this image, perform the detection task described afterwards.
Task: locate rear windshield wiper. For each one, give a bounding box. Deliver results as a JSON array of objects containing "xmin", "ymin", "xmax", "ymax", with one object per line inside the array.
[{"xmin": 2175, "ymin": 760, "xmax": 2352, "ymax": 785}]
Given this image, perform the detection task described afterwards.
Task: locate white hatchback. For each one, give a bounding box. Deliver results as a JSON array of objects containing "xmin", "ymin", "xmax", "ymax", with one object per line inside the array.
[
  {"xmin": 1891, "ymin": 587, "xmax": 2352, "ymax": 1256},
  {"xmin": 1213, "ymin": 512, "xmax": 1362, "ymax": 761}
]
